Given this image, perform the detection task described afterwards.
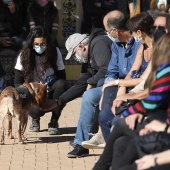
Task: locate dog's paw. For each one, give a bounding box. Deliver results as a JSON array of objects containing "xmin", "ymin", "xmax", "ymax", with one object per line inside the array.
[
  {"xmin": 7, "ymin": 135, "xmax": 14, "ymax": 139},
  {"xmin": 18, "ymin": 140, "xmax": 26, "ymax": 144},
  {"xmin": 10, "ymin": 135, "xmax": 14, "ymax": 139},
  {"xmin": 0, "ymin": 141, "xmax": 4, "ymax": 145}
]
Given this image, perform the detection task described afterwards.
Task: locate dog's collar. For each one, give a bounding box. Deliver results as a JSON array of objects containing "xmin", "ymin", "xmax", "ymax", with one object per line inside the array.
[{"xmin": 15, "ymin": 87, "xmax": 33, "ymax": 106}]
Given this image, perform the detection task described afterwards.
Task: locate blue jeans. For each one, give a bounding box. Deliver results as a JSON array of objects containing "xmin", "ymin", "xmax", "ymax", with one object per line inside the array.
[
  {"xmin": 99, "ymin": 108, "xmax": 121, "ymax": 141},
  {"xmin": 74, "ymin": 86, "xmax": 102, "ymax": 145},
  {"xmin": 99, "ymin": 86, "xmax": 118, "ymax": 141}
]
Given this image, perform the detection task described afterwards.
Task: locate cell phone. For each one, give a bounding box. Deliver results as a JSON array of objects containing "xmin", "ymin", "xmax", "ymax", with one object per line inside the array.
[{"xmin": 3, "ymin": 0, "xmax": 13, "ymax": 4}]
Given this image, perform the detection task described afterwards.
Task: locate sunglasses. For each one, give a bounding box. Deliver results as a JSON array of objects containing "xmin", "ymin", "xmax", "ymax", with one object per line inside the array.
[{"xmin": 152, "ymin": 26, "xmax": 165, "ymax": 31}]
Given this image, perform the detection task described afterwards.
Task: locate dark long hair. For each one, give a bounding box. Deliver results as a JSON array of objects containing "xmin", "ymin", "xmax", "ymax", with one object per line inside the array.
[
  {"xmin": 126, "ymin": 11, "xmax": 154, "ymax": 36},
  {"xmin": 19, "ymin": 26, "xmax": 58, "ymax": 82}
]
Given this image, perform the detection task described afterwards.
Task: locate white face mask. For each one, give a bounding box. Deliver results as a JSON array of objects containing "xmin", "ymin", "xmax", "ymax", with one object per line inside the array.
[
  {"xmin": 33, "ymin": 45, "xmax": 46, "ymax": 54},
  {"xmin": 107, "ymin": 34, "xmax": 115, "ymax": 42},
  {"xmin": 134, "ymin": 36, "xmax": 143, "ymax": 43},
  {"xmin": 74, "ymin": 54, "xmax": 87, "ymax": 63}
]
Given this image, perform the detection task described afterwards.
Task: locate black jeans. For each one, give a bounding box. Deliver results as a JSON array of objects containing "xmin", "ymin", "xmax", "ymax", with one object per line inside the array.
[
  {"xmin": 59, "ymin": 73, "xmax": 92, "ymax": 103},
  {"xmin": 29, "ymin": 79, "xmax": 67, "ymax": 121},
  {"xmin": 92, "ymin": 110, "xmax": 167, "ymax": 170},
  {"xmin": 113, "ymin": 137, "xmax": 170, "ymax": 170},
  {"xmin": 112, "ymin": 137, "xmax": 138, "ymax": 170}
]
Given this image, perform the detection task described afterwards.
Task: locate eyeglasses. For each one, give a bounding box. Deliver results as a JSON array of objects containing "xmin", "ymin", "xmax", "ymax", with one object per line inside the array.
[
  {"xmin": 152, "ymin": 26, "xmax": 165, "ymax": 31},
  {"xmin": 33, "ymin": 42, "xmax": 47, "ymax": 48},
  {"xmin": 70, "ymin": 36, "xmax": 88, "ymax": 57}
]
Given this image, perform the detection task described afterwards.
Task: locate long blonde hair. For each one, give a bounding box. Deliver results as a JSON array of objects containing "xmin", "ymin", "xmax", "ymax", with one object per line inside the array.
[{"xmin": 147, "ymin": 33, "xmax": 170, "ymax": 90}]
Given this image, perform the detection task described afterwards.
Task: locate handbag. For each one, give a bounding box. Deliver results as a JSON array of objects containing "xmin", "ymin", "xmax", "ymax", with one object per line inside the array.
[
  {"xmin": 135, "ymin": 131, "xmax": 170, "ymax": 157},
  {"xmin": 115, "ymin": 99, "xmax": 138, "ymax": 116}
]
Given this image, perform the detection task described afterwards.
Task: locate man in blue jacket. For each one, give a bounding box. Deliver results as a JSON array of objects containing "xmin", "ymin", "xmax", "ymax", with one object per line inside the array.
[{"xmin": 67, "ymin": 10, "xmax": 141, "ymax": 158}]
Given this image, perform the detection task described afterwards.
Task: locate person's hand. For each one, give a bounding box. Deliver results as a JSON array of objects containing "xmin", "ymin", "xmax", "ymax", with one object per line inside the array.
[
  {"xmin": 86, "ymin": 84, "xmax": 94, "ymax": 90},
  {"xmin": 94, "ymin": 2, "xmax": 102, "ymax": 7},
  {"xmin": 111, "ymin": 99, "xmax": 122, "ymax": 116},
  {"xmin": 8, "ymin": 1, "xmax": 16, "ymax": 14},
  {"xmin": 116, "ymin": 94, "xmax": 127, "ymax": 102},
  {"xmin": 19, "ymin": 84, "xmax": 25, "ymax": 88},
  {"xmin": 136, "ymin": 154, "xmax": 155, "ymax": 170},
  {"xmin": 125, "ymin": 113, "xmax": 143, "ymax": 130},
  {"xmin": 0, "ymin": 37, "xmax": 12, "ymax": 47},
  {"xmin": 139, "ymin": 120, "xmax": 166, "ymax": 136}
]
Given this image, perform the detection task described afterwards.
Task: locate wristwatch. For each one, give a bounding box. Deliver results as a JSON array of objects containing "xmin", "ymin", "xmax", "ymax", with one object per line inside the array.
[{"xmin": 115, "ymin": 79, "xmax": 119, "ymax": 85}]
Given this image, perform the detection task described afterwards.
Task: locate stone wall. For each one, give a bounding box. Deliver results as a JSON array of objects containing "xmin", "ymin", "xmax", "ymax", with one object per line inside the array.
[
  {"xmin": 53, "ymin": 0, "xmax": 83, "ymax": 86},
  {"xmin": 54, "ymin": 0, "xmax": 83, "ymax": 47}
]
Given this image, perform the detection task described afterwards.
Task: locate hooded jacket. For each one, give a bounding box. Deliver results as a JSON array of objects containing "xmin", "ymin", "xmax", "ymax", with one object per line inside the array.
[{"xmin": 82, "ymin": 28, "xmax": 112, "ymax": 86}]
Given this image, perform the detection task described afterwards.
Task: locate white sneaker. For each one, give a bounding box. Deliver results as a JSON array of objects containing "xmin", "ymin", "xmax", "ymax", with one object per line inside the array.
[{"xmin": 82, "ymin": 134, "xmax": 105, "ymax": 149}]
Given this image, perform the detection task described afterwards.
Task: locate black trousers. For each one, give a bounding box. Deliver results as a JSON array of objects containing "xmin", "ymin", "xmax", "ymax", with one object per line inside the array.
[
  {"xmin": 29, "ymin": 79, "xmax": 67, "ymax": 121},
  {"xmin": 92, "ymin": 110, "xmax": 167, "ymax": 170},
  {"xmin": 112, "ymin": 137, "xmax": 170, "ymax": 170},
  {"xmin": 59, "ymin": 73, "xmax": 92, "ymax": 103}
]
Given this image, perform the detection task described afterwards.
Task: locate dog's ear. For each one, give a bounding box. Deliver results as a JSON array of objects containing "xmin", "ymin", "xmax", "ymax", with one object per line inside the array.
[{"xmin": 30, "ymin": 82, "xmax": 58, "ymax": 111}]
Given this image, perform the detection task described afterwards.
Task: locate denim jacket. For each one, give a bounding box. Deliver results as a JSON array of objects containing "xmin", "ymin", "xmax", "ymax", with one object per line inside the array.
[{"xmin": 105, "ymin": 36, "xmax": 141, "ymax": 83}]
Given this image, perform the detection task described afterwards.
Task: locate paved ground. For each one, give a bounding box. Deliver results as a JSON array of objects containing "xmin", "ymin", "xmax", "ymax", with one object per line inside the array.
[{"xmin": 0, "ymin": 97, "xmax": 103, "ymax": 170}]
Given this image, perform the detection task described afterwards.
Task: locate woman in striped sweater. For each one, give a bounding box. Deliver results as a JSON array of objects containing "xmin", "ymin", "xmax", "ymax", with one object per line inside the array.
[{"xmin": 92, "ymin": 33, "xmax": 170, "ymax": 170}]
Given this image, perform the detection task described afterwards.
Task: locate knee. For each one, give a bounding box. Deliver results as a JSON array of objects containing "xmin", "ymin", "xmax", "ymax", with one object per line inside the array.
[
  {"xmin": 99, "ymin": 109, "xmax": 108, "ymax": 122},
  {"xmin": 115, "ymin": 117, "xmax": 126, "ymax": 128},
  {"xmin": 29, "ymin": 106, "xmax": 45, "ymax": 119},
  {"xmin": 82, "ymin": 89, "xmax": 96, "ymax": 103},
  {"xmin": 53, "ymin": 79, "xmax": 67, "ymax": 90}
]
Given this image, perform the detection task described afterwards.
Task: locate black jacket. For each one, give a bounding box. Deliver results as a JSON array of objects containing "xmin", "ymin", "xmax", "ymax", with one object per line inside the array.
[
  {"xmin": 82, "ymin": 28, "xmax": 112, "ymax": 86},
  {"xmin": 0, "ymin": 0, "xmax": 23, "ymax": 36},
  {"xmin": 58, "ymin": 28, "xmax": 112, "ymax": 103},
  {"xmin": 28, "ymin": 2, "xmax": 58, "ymax": 35}
]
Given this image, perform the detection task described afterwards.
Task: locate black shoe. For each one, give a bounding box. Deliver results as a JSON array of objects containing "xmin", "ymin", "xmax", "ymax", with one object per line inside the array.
[
  {"xmin": 48, "ymin": 119, "xmax": 60, "ymax": 135},
  {"xmin": 29, "ymin": 117, "xmax": 40, "ymax": 132},
  {"xmin": 69, "ymin": 140, "xmax": 77, "ymax": 148},
  {"xmin": 67, "ymin": 144, "xmax": 89, "ymax": 158}
]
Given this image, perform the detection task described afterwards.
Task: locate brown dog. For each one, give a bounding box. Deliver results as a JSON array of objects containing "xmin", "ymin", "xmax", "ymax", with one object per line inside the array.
[{"xmin": 0, "ymin": 82, "xmax": 58, "ymax": 144}]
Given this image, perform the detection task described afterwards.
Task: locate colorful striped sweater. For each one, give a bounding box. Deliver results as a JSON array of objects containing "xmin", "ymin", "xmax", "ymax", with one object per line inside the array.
[{"xmin": 123, "ymin": 62, "xmax": 170, "ymax": 119}]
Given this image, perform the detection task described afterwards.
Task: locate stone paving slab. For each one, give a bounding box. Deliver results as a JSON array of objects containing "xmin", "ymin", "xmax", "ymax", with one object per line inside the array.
[{"xmin": 0, "ymin": 98, "xmax": 102, "ymax": 170}]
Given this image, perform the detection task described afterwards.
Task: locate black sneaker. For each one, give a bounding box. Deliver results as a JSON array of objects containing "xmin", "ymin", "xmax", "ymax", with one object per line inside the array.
[
  {"xmin": 69, "ymin": 140, "xmax": 77, "ymax": 148},
  {"xmin": 29, "ymin": 117, "xmax": 40, "ymax": 132},
  {"xmin": 48, "ymin": 119, "xmax": 60, "ymax": 135},
  {"xmin": 67, "ymin": 144, "xmax": 89, "ymax": 158}
]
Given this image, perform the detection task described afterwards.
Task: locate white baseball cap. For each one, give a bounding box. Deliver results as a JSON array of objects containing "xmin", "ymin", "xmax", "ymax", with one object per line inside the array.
[{"xmin": 65, "ymin": 33, "xmax": 87, "ymax": 60}]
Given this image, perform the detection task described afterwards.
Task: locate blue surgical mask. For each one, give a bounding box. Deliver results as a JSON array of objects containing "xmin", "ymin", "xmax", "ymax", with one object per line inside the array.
[
  {"xmin": 107, "ymin": 34, "xmax": 115, "ymax": 42},
  {"xmin": 74, "ymin": 54, "xmax": 86, "ymax": 63},
  {"xmin": 33, "ymin": 45, "xmax": 46, "ymax": 54}
]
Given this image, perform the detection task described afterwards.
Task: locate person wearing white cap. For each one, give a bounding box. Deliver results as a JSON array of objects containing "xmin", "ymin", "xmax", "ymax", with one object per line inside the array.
[{"xmin": 58, "ymin": 28, "xmax": 112, "ymax": 104}]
